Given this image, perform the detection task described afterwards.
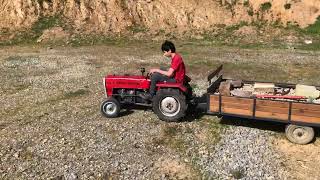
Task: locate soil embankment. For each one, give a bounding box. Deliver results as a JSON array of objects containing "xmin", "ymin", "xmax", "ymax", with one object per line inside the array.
[{"xmin": 0, "ymin": 0, "xmax": 319, "ymax": 35}]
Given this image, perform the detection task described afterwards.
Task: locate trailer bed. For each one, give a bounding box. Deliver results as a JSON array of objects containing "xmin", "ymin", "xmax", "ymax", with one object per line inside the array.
[{"xmin": 209, "ymin": 94, "xmax": 320, "ymax": 127}]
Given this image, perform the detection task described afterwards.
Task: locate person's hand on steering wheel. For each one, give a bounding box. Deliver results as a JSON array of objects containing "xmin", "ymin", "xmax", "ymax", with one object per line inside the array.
[{"xmin": 146, "ymin": 72, "xmax": 151, "ymax": 79}]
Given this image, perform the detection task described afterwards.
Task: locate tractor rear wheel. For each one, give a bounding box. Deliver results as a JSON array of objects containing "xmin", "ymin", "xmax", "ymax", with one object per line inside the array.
[
  {"xmin": 101, "ymin": 97, "xmax": 121, "ymax": 118},
  {"xmin": 285, "ymin": 124, "xmax": 314, "ymax": 145},
  {"xmin": 153, "ymin": 89, "xmax": 187, "ymax": 122}
]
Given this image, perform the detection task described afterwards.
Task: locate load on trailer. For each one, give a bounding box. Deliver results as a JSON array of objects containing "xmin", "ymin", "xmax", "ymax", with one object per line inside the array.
[{"xmin": 101, "ymin": 65, "xmax": 320, "ymax": 144}]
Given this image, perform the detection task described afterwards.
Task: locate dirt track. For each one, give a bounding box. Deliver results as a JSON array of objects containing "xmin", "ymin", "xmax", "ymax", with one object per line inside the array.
[{"xmin": 0, "ymin": 43, "xmax": 320, "ymax": 179}]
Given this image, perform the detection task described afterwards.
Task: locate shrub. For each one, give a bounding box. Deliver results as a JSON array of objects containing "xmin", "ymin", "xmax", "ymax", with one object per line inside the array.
[
  {"xmin": 260, "ymin": 2, "xmax": 272, "ymax": 12},
  {"xmin": 284, "ymin": 3, "xmax": 291, "ymax": 10}
]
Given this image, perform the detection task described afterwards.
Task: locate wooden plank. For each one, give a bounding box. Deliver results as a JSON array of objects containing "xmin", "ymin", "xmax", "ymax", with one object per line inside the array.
[
  {"xmin": 292, "ymin": 103, "xmax": 320, "ymax": 112},
  {"xmin": 291, "ymin": 103, "xmax": 320, "ymax": 118},
  {"xmin": 256, "ymin": 99, "xmax": 289, "ymax": 108},
  {"xmin": 209, "ymin": 94, "xmax": 320, "ymax": 124},
  {"xmin": 209, "ymin": 95, "xmax": 219, "ymax": 112},
  {"xmin": 211, "ymin": 95, "xmax": 253, "ymax": 104},
  {"xmin": 255, "ymin": 105, "xmax": 289, "ymax": 114},
  {"xmin": 221, "ymin": 107, "xmax": 253, "ymax": 116},
  {"xmin": 291, "ymin": 109, "xmax": 320, "ymax": 118},
  {"xmin": 221, "ymin": 102, "xmax": 252, "ymax": 110},
  {"xmin": 221, "ymin": 96, "xmax": 253, "ymax": 104},
  {"xmin": 210, "ymin": 103, "xmax": 219, "ymax": 112},
  {"xmin": 210, "ymin": 95, "xmax": 219, "ymax": 101},
  {"xmin": 255, "ymin": 111, "xmax": 289, "ymax": 121},
  {"xmin": 210, "ymin": 95, "xmax": 253, "ymax": 112},
  {"xmin": 291, "ymin": 115, "xmax": 320, "ymax": 124}
]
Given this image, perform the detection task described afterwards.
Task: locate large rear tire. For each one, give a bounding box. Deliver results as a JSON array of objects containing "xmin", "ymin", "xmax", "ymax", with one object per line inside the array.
[
  {"xmin": 285, "ymin": 124, "xmax": 314, "ymax": 145},
  {"xmin": 153, "ymin": 89, "xmax": 187, "ymax": 122},
  {"xmin": 101, "ymin": 97, "xmax": 121, "ymax": 118}
]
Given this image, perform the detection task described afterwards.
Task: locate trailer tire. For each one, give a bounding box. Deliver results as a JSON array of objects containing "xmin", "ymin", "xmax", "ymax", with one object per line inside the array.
[
  {"xmin": 153, "ymin": 89, "xmax": 187, "ymax": 122},
  {"xmin": 101, "ymin": 97, "xmax": 121, "ymax": 118},
  {"xmin": 285, "ymin": 124, "xmax": 314, "ymax": 145}
]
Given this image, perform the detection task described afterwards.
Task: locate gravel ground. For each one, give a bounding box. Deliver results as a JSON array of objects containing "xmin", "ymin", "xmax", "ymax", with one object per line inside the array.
[
  {"xmin": 199, "ymin": 126, "xmax": 287, "ymax": 179},
  {"xmin": 1, "ymin": 44, "xmax": 319, "ymax": 179}
]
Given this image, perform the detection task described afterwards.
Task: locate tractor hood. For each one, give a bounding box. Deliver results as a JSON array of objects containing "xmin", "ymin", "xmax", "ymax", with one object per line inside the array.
[{"xmin": 104, "ymin": 75, "xmax": 151, "ymax": 96}]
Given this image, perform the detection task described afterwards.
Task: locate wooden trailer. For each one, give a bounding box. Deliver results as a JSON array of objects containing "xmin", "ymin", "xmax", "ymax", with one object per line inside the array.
[{"xmin": 205, "ymin": 65, "xmax": 320, "ymax": 144}]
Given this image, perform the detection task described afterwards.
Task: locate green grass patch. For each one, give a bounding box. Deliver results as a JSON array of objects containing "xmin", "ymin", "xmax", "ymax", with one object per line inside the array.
[
  {"xmin": 304, "ymin": 16, "xmax": 320, "ymax": 35},
  {"xmin": 20, "ymin": 148, "xmax": 34, "ymax": 161},
  {"xmin": 35, "ymin": 0, "xmax": 53, "ymax": 5},
  {"xmin": 152, "ymin": 137, "xmax": 166, "ymax": 146},
  {"xmin": 163, "ymin": 125, "xmax": 182, "ymax": 137},
  {"xmin": 260, "ymin": 2, "xmax": 272, "ymax": 12},
  {"xmin": 168, "ymin": 138, "xmax": 186, "ymax": 151},
  {"xmin": 151, "ymin": 125, "xmax": 187, "ymax": 152},
  {"xmin": 1, "ymin": 82, "xmax": 31, "ymax": 95},
  {"xmin": 225, "ymin": 21, "xmax": 249, "ymax": 33},
  {"xmin": 297, "ymin": 40, "xmax": 320, "ymax": 51},
  {"xmin": 14, "ymin": 83, "xmax": 31, "ymax": 91},
  {"xmin": 42, "ymin": 89, "xmax": 90, "ymax": 105},
  {"xmin": 64, "ymin": 89, "xmax": 90, "ymax": 99},
  {"xmin": 68, "ymin": 34, "xmax": 136, "ymax": 47},
  {"xmin": 243, "ymin": 0, "xmax": 250, "ymax": 7},
  {"xmin": 198, "ymin": 117, "xmax": 227, "ymax": 144},
  {"xmin": 127, "ymin": 24, "xmax": 148, "ymax": 33},
  {"xmin": 230, "ymin": 168, "xmax": 246, "ymax": 179},
  {"xmin": 247, "ymin": 9, "xmax": 254, "ymax": 16},
  {"xmin": 31, "ymin": 15, "xmax": 67, "ymax": 34},
  {"xmin": 4, "ymin": 56, "xmax": 40, "ymax": 68},
  {"xmin": 0, "ymin": 15, "xmax": 67, "ymax": 46}
]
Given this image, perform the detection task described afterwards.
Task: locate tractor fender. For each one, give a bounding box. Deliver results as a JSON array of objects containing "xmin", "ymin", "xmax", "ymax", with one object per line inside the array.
[{"xmin": 156, "ymin": 82, "xmax": 187, "ymax": 93}]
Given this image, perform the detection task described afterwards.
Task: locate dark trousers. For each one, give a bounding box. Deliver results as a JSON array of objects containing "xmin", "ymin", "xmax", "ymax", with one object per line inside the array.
[{"xmin": 150, "ymin": 72, "xmax": 176, "ymax": 96}]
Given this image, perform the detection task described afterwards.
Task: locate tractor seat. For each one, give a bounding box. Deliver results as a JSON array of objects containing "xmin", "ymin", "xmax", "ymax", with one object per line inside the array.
[{"xmin": 161, "ymin": 75, "xmax": 191, "ymax": 84}]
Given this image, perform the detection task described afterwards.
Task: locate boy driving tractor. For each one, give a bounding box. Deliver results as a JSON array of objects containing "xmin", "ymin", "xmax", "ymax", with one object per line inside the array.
[{"xmin": 139, "ymin": 40, "xmax": 186, "ymax": 100}]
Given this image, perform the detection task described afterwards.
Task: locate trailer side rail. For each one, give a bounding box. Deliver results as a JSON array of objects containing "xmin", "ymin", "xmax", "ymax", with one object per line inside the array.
[{"xmin": 208, "ymin": 94, "xmax": 320, "ymax": 127}]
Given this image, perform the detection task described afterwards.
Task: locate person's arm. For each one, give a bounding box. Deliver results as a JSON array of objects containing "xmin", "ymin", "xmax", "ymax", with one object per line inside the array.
[{"xmin": 150, "ymin": 68, "xmax": 175, "ymax": 77}]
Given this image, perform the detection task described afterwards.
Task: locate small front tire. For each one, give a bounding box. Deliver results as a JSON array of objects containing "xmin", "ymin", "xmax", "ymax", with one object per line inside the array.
[
  {"xmin": 285, "ymin": 124, "xmax": 314, "ymax": 145},
  {"xmin": 101, "ymin": 97, "xmax": 121, "ymax": 118}
]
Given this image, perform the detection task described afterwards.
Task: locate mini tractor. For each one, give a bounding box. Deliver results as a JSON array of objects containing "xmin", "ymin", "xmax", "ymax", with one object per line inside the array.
[{"xmin": 101, "ymin": 68, "xmax": 193, "ymax": 122}]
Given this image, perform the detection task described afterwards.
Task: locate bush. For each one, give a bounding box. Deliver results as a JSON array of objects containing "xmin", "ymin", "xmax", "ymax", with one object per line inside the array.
[
  {"xmin": 260, "ymin": 2, "xmax": 272, "ymax": 11},
  {"xmin": 284, "ymin": 3, "xmax": 291, "ymax": 10}
]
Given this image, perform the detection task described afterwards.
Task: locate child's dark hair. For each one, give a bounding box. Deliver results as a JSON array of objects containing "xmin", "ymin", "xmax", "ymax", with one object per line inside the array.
[{"xmin": 161, "ymin": 40, "xmax": 176, "ymax": 53}]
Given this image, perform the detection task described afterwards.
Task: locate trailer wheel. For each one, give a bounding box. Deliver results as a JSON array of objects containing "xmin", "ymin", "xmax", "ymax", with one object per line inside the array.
[
  {"xmin": 101, "ymin": 97, "xmax": 121, "ymax": 118},
  {"xmin": 153, "ymin": 89, "xmax": 187, "ymax": 122},
  {"xmin": 285, "ymin": 124, "xmax": 314, "ymax": 145}
]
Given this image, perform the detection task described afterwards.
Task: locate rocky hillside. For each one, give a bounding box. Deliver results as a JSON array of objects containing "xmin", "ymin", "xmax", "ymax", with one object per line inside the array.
[{"xmin": 0, "ymin": 0, "xmax": 319, "ymax": 35}]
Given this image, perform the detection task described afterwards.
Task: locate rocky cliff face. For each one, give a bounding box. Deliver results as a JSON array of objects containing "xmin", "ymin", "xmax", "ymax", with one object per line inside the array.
[{"xmin": 0, "ymin": 0, "xmax": 319, "ymax": 35}]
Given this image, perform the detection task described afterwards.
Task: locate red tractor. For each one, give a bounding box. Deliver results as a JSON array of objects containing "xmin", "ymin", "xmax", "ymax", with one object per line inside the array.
[{"xmin": 101, "ymin": 68, "xmax": 193, "ymax": 121}]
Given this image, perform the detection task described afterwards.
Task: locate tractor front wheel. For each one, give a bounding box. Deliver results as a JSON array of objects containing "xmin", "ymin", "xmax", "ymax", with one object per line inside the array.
[
  {"xmin": 101, "ymin": 97, "xmax": 121, "ymax": 118},
  {"xmin": 153, "ymin": 89, "xmax": 187, "ymax": 122}
]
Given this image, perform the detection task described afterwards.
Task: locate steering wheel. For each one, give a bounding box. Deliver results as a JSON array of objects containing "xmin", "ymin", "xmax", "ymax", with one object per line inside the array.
[
  {"xmin": 146, "ymin": 72, "xmax": 151, "ymax": 79},
  {"xmin": 140, "ymin": 67, "xmax": 151, "ymax": 79}
]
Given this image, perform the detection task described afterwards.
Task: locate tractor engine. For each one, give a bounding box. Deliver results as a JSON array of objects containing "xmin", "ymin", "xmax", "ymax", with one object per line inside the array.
[{"xmin": 115, "ymin": 88, "xmax": 145, "ymax": 104}]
